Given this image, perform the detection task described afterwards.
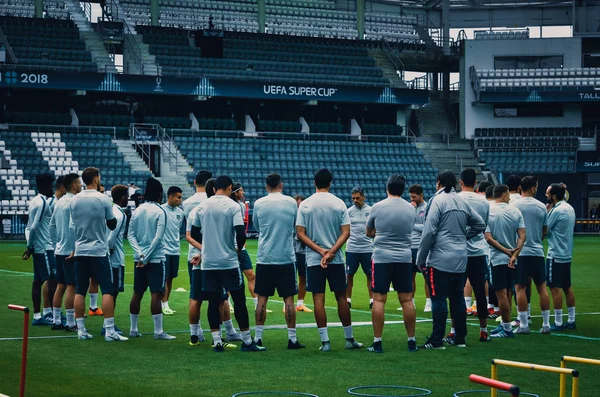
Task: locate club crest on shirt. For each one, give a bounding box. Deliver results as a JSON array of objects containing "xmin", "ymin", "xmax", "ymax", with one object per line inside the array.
[
  {"xmin": 177, "ymin": 215, "xmax": 182, "ymax": 220},
  {"xmin": 419, "ymin": 211, "xmax": 425, "ymax": 217},
  {"xmin": 364, "ymin": 212, "xmax": 369, "ymax": 217}
]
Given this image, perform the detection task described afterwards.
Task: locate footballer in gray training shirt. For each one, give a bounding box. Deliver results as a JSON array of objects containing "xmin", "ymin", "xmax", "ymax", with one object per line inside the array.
[
  {"xmin": 296, "ymin": 168, "xmax": 362, "ymax": 352},
  {"xmin": 366, "ymin": 174, "xmax": 417, "ymax": 353},
  {"xmin": 252, "ymin": 173, "xmax": 305, "ymax": 349},
  {"xmin": 345, "ymin": 187, "xmax": 373, "ymax": 309}
]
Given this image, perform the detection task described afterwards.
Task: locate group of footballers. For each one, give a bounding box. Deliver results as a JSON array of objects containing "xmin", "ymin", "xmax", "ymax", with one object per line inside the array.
[{"xmin": 23, "ymin": 164, "xmax": 577, "ymax": 353}]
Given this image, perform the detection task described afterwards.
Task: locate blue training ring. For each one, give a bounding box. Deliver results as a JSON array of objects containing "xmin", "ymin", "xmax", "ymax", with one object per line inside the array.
[
  {"xmin": 232, "ymin": 392, "xmax": 319, "ymax": 397},
  {"xmin": 453, "ymin": 390, "xmax": 540, "ymax": 397},
  {"xmin": 347, "ymin": 385, "xmax": 433, "ymax": 397}
]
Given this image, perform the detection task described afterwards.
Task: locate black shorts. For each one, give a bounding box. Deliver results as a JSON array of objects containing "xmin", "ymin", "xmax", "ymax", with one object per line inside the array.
[
  {"xmin": 239, "ymin": 250, "xmax": 253, "ymax": 271},
  {"xmin": 165, "ymin": 255, "xmax": 180, "ymax": 279},
  {"xmin": 346, "ymin": 252, "xmax": 373, "ymax": 276},
  {"xmin": 546, "ymin": 259, "xmax": 572, "ymax": 289},
  {"xmin": 56, "ymin": 254, "xmax": 76, "ymax": 286},
  {"xmin": 74, "ymin": 256, "xmax": 114, "ymax": 296},
  {"xmin": 467, "ymin": 255, "xmax": 487, "ymax": 289},
  {"xmin": 306, "ymin": 263, "xmax": 347, "ymax": 294},
  {"xmin": 133, "ymin": 262, "xmax": 166, "ymax": 295},
  {"xmin": 202, "ymin": 268, "xmax": 244, "ymax": 293},
  {"xmin": 33, "ymin": 250, "xmax": 56, "ymax": 282},
  {"xmin": 295, "ymin": 253, "xmax": 306, "ymax": 278},
  {"xmin": 255, "ymin": 264, "xmax": 298, "ymax": 298},
  {"xmin": 372, "ymin": 262, "xmax": 413, "ymax": 294},
  {"xmin": 515, "ymin": 256, "xmax": 546, "ymax": 286},
  {"xmin": 489, "ymin": 264, "xmax": 515, "ymax": 291},
  {"xmin": 411, "ymin": 249, "xmax": 421, "ymax": 273},
  {"xmin": 190, "ymin": 269, "xmax": 228, "ymax": 302},
  {"xmin": 112, "ymin": 267, "xmax": 125, "ymax": 294}
]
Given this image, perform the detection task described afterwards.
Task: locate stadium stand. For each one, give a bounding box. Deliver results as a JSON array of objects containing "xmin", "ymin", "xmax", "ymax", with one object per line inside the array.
[
  {"xmin": 474, "ymin": 29, "xmax": 529, "ymax": 40},
  {"xmin": 362, "ymin": 123, "xmax": 403, "ymax": 136},
  {"xmin": 0, "ymin": 0, "xmax": 69, "ymax": 19},
  {"xmin": 122, "ymin": 0, "xmax": 420, "ymax": 42},
  {"xmin": 138, "ymin": 26, "xmax": 388, "ymax": 86},
  {"xmin": 61, "ymin": 133, "xmax": 153, "ymax": 190},
  {"xmin": 479, "ymin": 149, "xmax": 576, "ymax": 174},
  {"xmin": 475, "ymin": 127, "xmax": 593, "ymax": 138},
  {"xmin": 174, "ymin": 136, "xmax": 438, "ymax": 206},
  {"xmin": 256, "ymin": 119, "xmax": 302, "ymax": 133},
  {"xmin": 4, "ymin": 111, "xmax": 71, "ymax": 126},
  {"xmin": 31, "ymin": 132, "xmax": 79, "ymax": 176},
  {"xmin": 474, "ymin": 68, "xmax": 600, "ymax": 89},
  {"xmin": 0, "ymin": 16, "xmax": 97, "ymax": 72}
]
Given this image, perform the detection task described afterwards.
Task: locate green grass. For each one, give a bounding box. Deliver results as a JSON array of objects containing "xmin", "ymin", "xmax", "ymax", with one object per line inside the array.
[{"xmin": 1, "ymin": 238, "xmax": 600, "ymax": 397}]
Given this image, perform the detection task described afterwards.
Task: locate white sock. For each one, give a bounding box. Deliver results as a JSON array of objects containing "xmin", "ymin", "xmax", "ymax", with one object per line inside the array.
[
  {"xmin": 568, "ymin": 307, "xmax": 576, "ymax": 323},
  {"xmin": 486, "ymin": 296, "xmax": 490, "ymax": 305},
  {"xmin": 161, "ymin": 301, "xmax": 168, "ymax": 309},
  {"xmin": 152, "ymin": 314, "xmax": 163, "ymax": 335},
  {"xmin": 465, "ymin": 297, "xmax": 472, "ymax": 307},
  {"xmin": 53, "ymin": 307, "xmax": 62, "ymax": 325},
  {"xmin": 254, "ymin": 325, "xmax": 264, "ymax": 342},
  {"xmin": 369, "ymin": 298, "xmax": 374, "ymax": 304},
  {"xmin": 66, "ymin": 309, "xmax": 75, "ymax": 327},
  {"xmin": 297, "ymin": 299, "xmax": 304, "ymax": 307},
  {"xmin": 241, "ymin": 330, "xmax": 252, "ymax": 345},
  {"xmin": 224, "ymin": 319, "xmax": 236, "ymax": 335},
  {"xmin": 450, "ymin": 327, "xmax": 456, "ymax": 334},
  {"xmin": 43, "ymin": 307, "xmax": 51, "ymax": 316},
  {"xmin": 212, "ymin": 330, "xmax": 222, "ymax": 345},
  {"xmin": 288, "ymin": 328, "xmax": 297, "ymax": 343},
  {"xmin": 318, "ymin": 327, "xmax": 329, "ymax": 343},
  {"xmin": 104, "ymin": 317, "xmax": 116, "ymax": 336},
  {"xmin": 527, "ymin": 303, "xmax": 531, "ymax": 317},
  {"xmin": 130, "ymin": 313, "xmax": 139, "ymax": 332},
  {"xmin": 502, "ymin": 322, "xmax": 512, "ymax": 332},
  {"xmin": 343, "ymin": 325, "xmax": 353, "ymax": 340},
  {"xmin": 89, "ymin": 293, "xmax": 98, "ymax": 310},
  {"xmin": 487, "ymin": 303, "xmax": 494, "ymax": 309},
  {"xmin": 480, "ymin": 327, "xmax": 488, "ymax": 333},
  {"xmin": 33, "ymin": 313, "xmax": 41, "ymax": 320},
  {"xmin": 253, "ymin": 296, "xmax": 258, "ymax": 308},
  {"xmin": 554, "ymin": 309, "xmax": 563, "ymax": 326},
  {"xmin": 542, "ymin": 310, "xmax": 550, "ymax": 328},
  {"xmin": 426, "ymin": 298, "xmax": 432, "ymax": 305},
  {"xmin": 374, "ymin": 336, "xmax": 382, "ymax": 343},
  {"xmin": 197, "ymin": 321, "xmax": 203, "ymax": 335},
  {"xmin": 76, "ymin": 317, "xmax": 86, "ymax": 333},
  {"xmin": 347, "ymin": 298, "xmax": 352, "ymax": 304},
  {"xmin": 494, "ymin": 307, "xmax": 500, "ymax": 312},
  {"xmin": 408, "ymin": 336, "xmax": 416, "ymax": 341},
  {"xmin": 190, "ymin": 323, "xmax": 199, "ymax": 336},
  {"xmin": 518, "ymin": 311, "xmax": 528, "ymax": 328}
]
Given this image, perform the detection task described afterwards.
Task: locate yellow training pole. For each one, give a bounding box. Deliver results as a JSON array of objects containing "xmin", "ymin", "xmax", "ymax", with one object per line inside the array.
[
  {"xmin": 491, "ymin": 362, "xmax": 498, "ymax": 397},
  {"xmin": 560, "ymin": 360, "xmax": 567, "ymax": 397},
  {"xmin": 492, "ymin": 359, "xmax": 578, "ymax": 397},
  {"xmin": 563, "ymin": 356, "xmax": 600, "ymax": 366},
  {"xmin": 572, "ymin": 375, "xmax": 579, "ymax": 397}
]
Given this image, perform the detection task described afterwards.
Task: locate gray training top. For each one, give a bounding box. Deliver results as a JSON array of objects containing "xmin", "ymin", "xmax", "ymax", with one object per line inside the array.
[
  {"xmin": 410, "ymin": 201, "xmax": 427, "ymax": 249},
  {"xmin": 416, "ymin": 189, "xmax": 486, "ymax": 273},
  {"xmin": 253, "ymin": 192, "xmax": 297, "ymax": 265},
  {"xmin": 296, "ymin": 192, "xmax": 350, "ymax": 267},
  {"xmin": 458, "ymin": 191, "xmax": 490, "ymax": 257},
  {"xmin": 511, "ymin": 197, "xmax": 548, "ymax": 258},
  {"xmin": 486, "ymin": 202, "xmax": 525, "ymax": 266},
  {"xmin": 346, "ymin": 204, "xmax": 373, "ymax": 253},
  {"xmin": 366, "ymin": 197, "xmax": 415, "ymax": 264}
]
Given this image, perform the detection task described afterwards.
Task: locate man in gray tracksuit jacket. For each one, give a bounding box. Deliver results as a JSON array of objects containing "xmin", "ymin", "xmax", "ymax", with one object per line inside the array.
[{"xmin": 416, "ymin": 171, "xmax": 486, "ymax": 349}]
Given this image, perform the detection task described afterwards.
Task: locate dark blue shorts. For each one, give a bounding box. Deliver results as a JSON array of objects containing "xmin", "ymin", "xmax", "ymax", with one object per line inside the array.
[
  {"xmin": 516, "ymin": 256, "xmax": 546, "ymax": 286},
  {"xmin": 239, "ymin": 249, "xmax": 253, "ymax": 271},
  {"xmin": 345, "ymin": 252, "xmax": 372, "ymax": 276},
  {"xmin": 411, "ymin": 249, "xmax": 421, "ymax": 273},
  {"xmin": 74, "ymin": 256, "xmax": 114, "ymax": 296},
  {"xmin": 33, "ymin": 250, "xmax": 56, "ymax": 282},
  {"xmin": 202, "ymin": 268, "xmax": 244, "ymax": 293},
  {"xmin": 371, "ymin": 262, "xmax": 413, "ymax": 294},
  {"xmin": 295, "ymin": 253, "xmax": 307, "ymax": 278},
  {"xmin": 165, "ymin": 255, "xmax": 180, "ymax": 279},
  {"xmin": 546, "ymin": 259, "xmax": 571, "ymax": 289},
  {"xmin": 56, "ymin": 254, "xmax": 75, "ymax": 286},
  {"xmin": 490, "ymin": 264, "xmax": 515, "ymax": 292},
  {"xmin": 133, "ymin": 262, "xmax": 166, "ymax": 295},
  {"xmin": 255, "ymin": 264, "xmax": 298, "ymax": 298},
  {"xmin": 190, "ymin": 269, "xmax": 228, "ymax": 301},
  {"xmin": 112, "ymin": 266, "xmax": 125, "ymax": 294},
  {"xmin": 307, "ymin": 263, "xmax": 347, "ymax": 294}
]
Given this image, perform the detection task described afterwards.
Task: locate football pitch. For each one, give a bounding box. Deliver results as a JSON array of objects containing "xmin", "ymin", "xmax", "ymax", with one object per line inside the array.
[{"xmin": 1, "ymin": 238, "xmax": 600, "ymax": 397}]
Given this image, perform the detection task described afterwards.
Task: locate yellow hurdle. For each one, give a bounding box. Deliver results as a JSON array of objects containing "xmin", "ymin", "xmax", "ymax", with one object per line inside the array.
[
  {"xmin": 491, "ymin": 359, "xmax": 579, "ymax": 397},
  {"xmin": 560, "ymin": 356, "xmax": 600, "ymax": 397}
]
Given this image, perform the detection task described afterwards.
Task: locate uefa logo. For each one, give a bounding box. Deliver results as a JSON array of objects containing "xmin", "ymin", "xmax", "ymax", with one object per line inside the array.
[{"xmin": 4, "ymin": 71, "xmax": 17, "ymax": 84}]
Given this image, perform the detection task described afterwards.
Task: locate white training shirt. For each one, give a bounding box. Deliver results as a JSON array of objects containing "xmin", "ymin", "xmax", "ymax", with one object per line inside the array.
[
  {"xmin": 107, "ymin": 205, "xmax": 127, "ymax": 268},
  {"xmin": 346, "ymin": 204, "xmax": 373, "ymax": 253},
  {"xmin": 511, "ymin": 196, "xmax": 548, "ymax": 258},
  {"xmin": 486, "ymin": 202, "xmax": 525, "ymax": 266},
  {"xmin": 49, "ymin": 192, "xmax": 76, "ymax": 256},
  {"xmin": 25, "ymin": 194, "xmax": 54, "ymax": 254},
  {"xmin": 253, "ymin": 192, "xmax": 297, "ymax": 265},
  {"xmin": 128, "ymin": 202, "xmax": 167, "ymax": 264},
  {"xmin": 161, "ymin": 203, "xmax": 185, "ymax": 256},
  {"xmin": 183, "ymin": 192, "xmax": 207, "ymax": 262}
]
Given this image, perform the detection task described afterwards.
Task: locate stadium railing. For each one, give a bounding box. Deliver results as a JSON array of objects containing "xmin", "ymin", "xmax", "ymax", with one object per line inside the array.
[
  {"xmin": 2, "ymin": 124, "xmax": 117, "ymax": 139},
  {"xmin": 168, "ymin": 128, "xmax": 416, "ymax": 144}
]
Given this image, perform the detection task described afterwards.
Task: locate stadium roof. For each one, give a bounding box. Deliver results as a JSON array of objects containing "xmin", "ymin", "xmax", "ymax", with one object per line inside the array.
[{"xmin": 376, "ymin": 0, "xmax": 572, "ymax": 9}]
